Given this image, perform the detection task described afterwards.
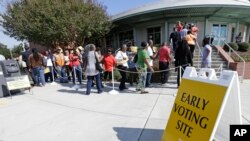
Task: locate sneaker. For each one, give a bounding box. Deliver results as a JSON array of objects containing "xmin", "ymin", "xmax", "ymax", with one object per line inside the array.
[{"xmin": 140, "ymin": 91, "xmax": 149, "ymax": 94}]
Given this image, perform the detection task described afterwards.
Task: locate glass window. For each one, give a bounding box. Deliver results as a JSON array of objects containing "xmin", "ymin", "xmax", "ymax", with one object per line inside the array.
[
  {"xmin": 147, "ymin": 27, "xmax": 161, "ymax": 45},
  {"xmin": 119, "ymin": 30, "xmax": 134, "ymax": 46}
]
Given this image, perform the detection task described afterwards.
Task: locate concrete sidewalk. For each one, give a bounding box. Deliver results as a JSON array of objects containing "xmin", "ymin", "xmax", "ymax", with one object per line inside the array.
[{"xmin": 0, "ymin": 80, "xmax": 249, "ymax": 141}]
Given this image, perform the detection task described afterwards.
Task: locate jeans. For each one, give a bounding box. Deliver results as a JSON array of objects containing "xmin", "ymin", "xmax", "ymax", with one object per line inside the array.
[
  {"xmin": 72, "ymin": 65, "xmax": 82, "ymax": 84},
  {"xmin": 146, "ymin": 68, "xmax": 152, "ymax": 87},
  {"xmin": 56, "ymin": 66, "xmax": 66, "ymax": 78},
  {"xmin": 32, "ymin": 66, "xmax": 45, "ymax": 86},
  {"xmin": 86, "ymin": 73, "xmax": 102, "ymax": 94},
  {"xmin": 159, "ymin": 62, "xmax": 170, "ymax": 84}
]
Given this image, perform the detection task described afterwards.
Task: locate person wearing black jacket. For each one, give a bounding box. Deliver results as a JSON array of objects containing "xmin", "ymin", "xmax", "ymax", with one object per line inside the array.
[{"xmin": 175, "ymin": 39, "xmax": 193, "ymax": 87}]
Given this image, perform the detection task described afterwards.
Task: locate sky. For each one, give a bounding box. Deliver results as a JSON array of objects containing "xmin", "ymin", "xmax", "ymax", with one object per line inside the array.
[{"xmin": 0, "ymin": 0, "xmax": 159, "ymax": 48}]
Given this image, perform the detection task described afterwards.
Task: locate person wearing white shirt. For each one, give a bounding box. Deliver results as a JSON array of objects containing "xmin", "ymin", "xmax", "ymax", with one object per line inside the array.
[
  {"xmin": 146, "ymin": 40, "xmax": 157, "ymax": 87},
  {"xmin": 115, "ymin": 44, "xmax": 128, "ymax": 91}
]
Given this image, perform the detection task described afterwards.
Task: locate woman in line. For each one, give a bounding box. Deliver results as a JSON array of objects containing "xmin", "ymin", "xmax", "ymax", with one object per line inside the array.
[
  {"xmin": 186, "ymin": 30, "xmax": 197, "ymax": 59},
  {"xmin": 103, "ymin": 48, "xmax": 116, "ymax": 82},
  {"xmin": 201, "ymin": 38, "xmax": 212, "ymax": 68},
  {"xmin": 115, "ymin": 44, "xmax": 128, "ymax": 91},
  {"xmin": 84, "ymin": 44, "xmax": 103, "ymax": 95},
  {"xmin": 69, "ymin": 49, "xmax": 82, "ymax": 85},
  {"xmin": 28, "ymin": 48, "xmax": 46, "ymax": 86}
]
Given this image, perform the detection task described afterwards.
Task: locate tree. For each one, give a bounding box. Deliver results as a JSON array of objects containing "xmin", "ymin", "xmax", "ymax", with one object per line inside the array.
[
  {"xmin": 11, "ymin": 43, "xmax": 24, "ymax": 58},
  {"xmin": 0, "ymin": 0, "xmax": 111, "ymax": 48},
  {"xmin": 0, "ymin": 43, "xmax": 11, "ymax": 59}
]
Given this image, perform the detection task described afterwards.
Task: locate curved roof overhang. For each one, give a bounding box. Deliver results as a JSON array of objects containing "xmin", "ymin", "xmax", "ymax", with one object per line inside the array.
[{"xmin": 112, "ymin": 0, "xmax": 250, "ymax": 24}]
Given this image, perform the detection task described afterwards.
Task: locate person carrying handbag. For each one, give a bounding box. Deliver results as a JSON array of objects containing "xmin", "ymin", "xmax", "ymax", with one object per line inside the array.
[{"xmin": 84, "ymin": 44, "xmax": 103, "ymax": 95}]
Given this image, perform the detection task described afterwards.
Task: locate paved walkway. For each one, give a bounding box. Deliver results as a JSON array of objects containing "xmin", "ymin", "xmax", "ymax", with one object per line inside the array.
[{"xmin": 0, "ymin": 80, "xmax": 249, "ymax": 141}]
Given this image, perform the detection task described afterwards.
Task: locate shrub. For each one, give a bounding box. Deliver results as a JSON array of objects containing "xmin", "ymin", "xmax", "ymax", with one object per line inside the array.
[
  {"xmin": 223, "ymin": 42, "xmax": 239, "ymax": 51},
  {"xmin": 238, "ymin": 42, "xmax": 250, "ymax": 52}
]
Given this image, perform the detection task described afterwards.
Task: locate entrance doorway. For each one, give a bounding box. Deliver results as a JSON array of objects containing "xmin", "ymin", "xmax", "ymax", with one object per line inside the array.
[{"xmin": 212, "ymin": 24, "xmax": 228, "ymax": 46}]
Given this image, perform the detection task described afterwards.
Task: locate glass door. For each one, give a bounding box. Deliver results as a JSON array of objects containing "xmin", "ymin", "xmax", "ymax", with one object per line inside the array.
[{"xmin": 212, "ymin": 24, "xmax": 228, "ymax": 46}]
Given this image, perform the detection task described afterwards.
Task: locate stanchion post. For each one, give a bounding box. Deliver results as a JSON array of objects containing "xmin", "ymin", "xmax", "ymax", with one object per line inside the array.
[
  {"xmin": 108, "ymin": 67, "xmax": 119, "ymax": 95},
  {"xmin": 179, "ymin": 66, "xmax": 182, "ymax": 85}
]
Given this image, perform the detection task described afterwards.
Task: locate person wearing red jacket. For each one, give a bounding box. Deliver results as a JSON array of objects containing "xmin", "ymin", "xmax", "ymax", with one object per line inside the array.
[{"xmin": 103, "ymin": 48, "xmax": 116, "ymax": 82}]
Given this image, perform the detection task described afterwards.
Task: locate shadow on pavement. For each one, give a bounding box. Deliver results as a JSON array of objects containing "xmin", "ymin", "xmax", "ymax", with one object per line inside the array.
[{"xmin": 113, "ymin": 127, "xmax": 164, "ymax": 141}]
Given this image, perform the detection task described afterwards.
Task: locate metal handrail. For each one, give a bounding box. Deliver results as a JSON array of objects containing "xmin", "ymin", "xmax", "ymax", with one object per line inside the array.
[
  {"xmin": 206, "ymin": 33, "xmax": 245, "ymax": 82},
  {"xmin": 223, "ymin": 41, "xmax": 245, "ymax": 82},
  {"xmin": 215, "ymin": 63, "xmax": 223, "ymax": 77},
  {"xmin": 195, "ymin": 41, "xmax": 203, "ymax": 69}
]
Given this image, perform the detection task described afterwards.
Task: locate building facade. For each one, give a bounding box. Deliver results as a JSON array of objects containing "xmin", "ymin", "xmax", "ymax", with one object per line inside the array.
[{"xmin": 108, "ymin": 0, "xmax": 250, "ymax": 49}]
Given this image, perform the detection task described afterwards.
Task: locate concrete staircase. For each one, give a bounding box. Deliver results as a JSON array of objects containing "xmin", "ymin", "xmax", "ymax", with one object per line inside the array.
[{"xmin": 167, "ymin": 46, "xmax": 228, "ymax": 83}]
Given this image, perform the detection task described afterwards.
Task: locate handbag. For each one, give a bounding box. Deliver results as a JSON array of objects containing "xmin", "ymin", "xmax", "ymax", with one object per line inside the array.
[
  {"xmin": 44, "ymin": 67, "xmax": 50, "ymax": 74},
  {"xmin": 95, "ymin": 53, "xmax": 103, "ymax": 72}
]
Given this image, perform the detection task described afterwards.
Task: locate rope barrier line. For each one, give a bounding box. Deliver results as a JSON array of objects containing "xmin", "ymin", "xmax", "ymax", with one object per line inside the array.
[{"xmin": 113, "ymin": 64, "xmax": 189, "ymax": 74}]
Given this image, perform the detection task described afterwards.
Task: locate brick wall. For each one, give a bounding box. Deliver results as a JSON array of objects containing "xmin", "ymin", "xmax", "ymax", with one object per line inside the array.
[{"xmin": 234, "ymin": 62, "xmax": 250, "ymax": 79}]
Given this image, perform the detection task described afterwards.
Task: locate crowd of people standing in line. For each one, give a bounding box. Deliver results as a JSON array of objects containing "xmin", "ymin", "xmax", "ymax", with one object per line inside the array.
[{"xmin": 17, "ymin": 21, "xmax": 212, "ymax": 94}]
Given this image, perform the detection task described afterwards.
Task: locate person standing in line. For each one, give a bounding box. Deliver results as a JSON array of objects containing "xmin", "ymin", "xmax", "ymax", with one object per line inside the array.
[
  {"xmin": 186, "ymin": 30, "xmax": 197, "ymax": 59},
  {"xmin": 69, "ymin": 49, "xmax": 82, "ymax": 85},
  {"xmin": 64, "ymin": 50, "xmax": 71, "ymax": 81},
  {"xmin": 115, "ymin": 44, "xmax": 128, "ymax": 91},
  {"xmin": 169, "ymin": 27, "xmax": 180, "ymax": 53},
  {"xmin": 201, "ymin": 38, "xmax": 212, "ymax": 68},
  {"xmin": 158, "ymin": 42, "xmax": 172, "ymax": 85},
  {"xmin": 136, "ymin": 41, "xmax": 154, "ymax": 94},
  {"xmin": 53, "ymin": 48, "xmax": 66, "ymax": 79},
  {"xmin": 103, "ymin": 48, "xmax": 116, "ymax": 82},
  {"xmin": 84, "ymin": 44, "xmax": 103, "ymax": 95},
  {"xmin": 146, "ymin": 40, "xmax": 157, "ymax": 87},
  {"xmin": 180, "ymin": 25, "xmax": 188, "ymax": 40},
  {"xmin": 44, "ymin": 50, "xmax": 53, "ymax": 82},
  {"xmin": 127, "ymin": 46, "xmax": 137, "ymax": 86},
  {"xmin": 28, "ymin": 48, "xmax": 46, "ymax": 86},
  {"xmin": 175, "ymin": 39, "xmax": 193, "ymax": 87}
]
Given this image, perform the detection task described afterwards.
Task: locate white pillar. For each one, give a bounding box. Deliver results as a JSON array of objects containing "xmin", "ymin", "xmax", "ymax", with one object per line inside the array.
[
  {"xmin": 235, "ymin": 19, "xmax": 240, "ymax": 42},
  {"xmin": 246, "ymin": 24, "xmax": 250, "ymax": 43},
  {"xmin": 204, "ymin": 17, "xmax": 209, "ymax": 37}
]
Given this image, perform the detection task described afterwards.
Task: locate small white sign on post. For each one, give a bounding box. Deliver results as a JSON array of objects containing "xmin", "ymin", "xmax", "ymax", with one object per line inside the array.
[{"xmin": 6, "ymin": 75, "xmax": 31, "ymax": 90}]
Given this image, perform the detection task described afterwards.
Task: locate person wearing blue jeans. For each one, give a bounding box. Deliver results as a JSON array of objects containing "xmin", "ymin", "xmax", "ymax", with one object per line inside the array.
[
  {"xmin": 56, "ymin": 66, "xmax": 66, "ymax": 78},
  {"xmin": 32, "ymin": 66, "xmax": 45, "ymax": 86},
  {"xmin": 84, "ymin": 44, "xmax": 103, "ymax": 95},
  {"xmin": 86, "ymin": 73, "xmax": 102, "ymax": 95},
  {"xmin": 146, "ymin": 68, "xmax": 152, "ymax": 87},
  {"xmin": 72, "ymin": 65, "xmax": 82, "ymax": 84}
]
